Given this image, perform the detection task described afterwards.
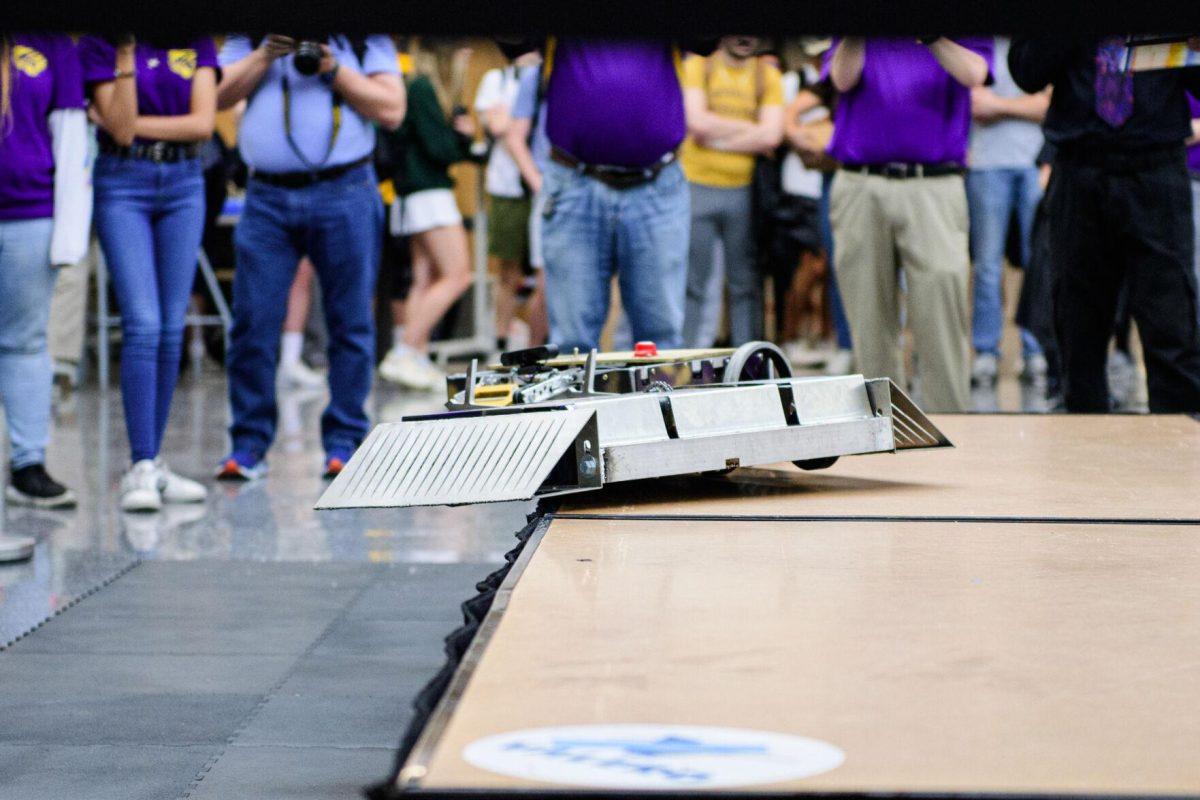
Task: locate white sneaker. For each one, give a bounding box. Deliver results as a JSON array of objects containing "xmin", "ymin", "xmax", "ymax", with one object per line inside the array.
[
  {"xmin": 120, "ymin": 460, "xmax": 162, "ymax": 512},
  {"xmin": 278, "ymin": 359, "xmax": 326, "ymax": 390},
  {"xmin": 823, "ymin": 348, "xmax": 854, "ymax": 376},
  {"xmin": 971, "ymin": 352, "xmax": 999, "ymax": 387},
  {"xmin": 1019, "ymin": 352, "xmax": 1048, "ymax": 383},
  {"xmin": 0, "ymin": 534, "xmax": 35, "ymax": 563},
  {"xmin": 378, "ymin": 347, "xmax": 441, "ymax": 390},
  {"xmin": 154, "ymin": 459, "xmax": 207, "ymax": 504}
]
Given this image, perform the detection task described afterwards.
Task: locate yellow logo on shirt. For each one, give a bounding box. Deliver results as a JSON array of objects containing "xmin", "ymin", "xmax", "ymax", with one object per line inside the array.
[
  {"xmin": 167, "ymin": 49, "xmax": 198, "ymax": 80},
  {"xmin": 12, "ymin": 45, "xmax": 48, "ymax": 78}
]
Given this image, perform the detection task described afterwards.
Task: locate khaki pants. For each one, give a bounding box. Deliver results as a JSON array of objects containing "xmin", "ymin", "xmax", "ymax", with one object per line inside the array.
[
  {"xmin": 48, "ymin": 237, "xmax": 97, "ymax": 370},
  {"xmin": 829, "ymin": 170, "xmax": 971, "ymax": 412}
]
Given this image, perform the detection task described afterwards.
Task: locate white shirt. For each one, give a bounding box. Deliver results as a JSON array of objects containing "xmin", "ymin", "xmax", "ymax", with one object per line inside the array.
[
  {"xmin": 474, "ymin": 67, "xmax": 525, "ymax": 198},
  {"xmin": 780, "ymin": 68, "xmax": 825, "ymax": 200}
]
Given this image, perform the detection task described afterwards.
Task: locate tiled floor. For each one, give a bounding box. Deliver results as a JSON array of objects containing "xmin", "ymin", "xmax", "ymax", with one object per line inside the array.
[{"xmin": 0, "ymin": 348, "xmax": 1141, "ymax": 797}]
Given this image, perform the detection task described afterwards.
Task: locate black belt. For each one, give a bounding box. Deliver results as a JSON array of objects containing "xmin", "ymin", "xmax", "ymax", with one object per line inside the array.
[
  {"xmin": 550, "ymin": 146, "xmax": 675, "ymax": 190},
  {"xmin": 249, "ymin": 156, "xmax": 371, "ymax": 189},
  {"xmin": 100, "ymin": 141, "xmax": 201, "ymax": 163},
  {"xmin": 840, "ymin": 161, "xmax": 964, "ymax": 179}
]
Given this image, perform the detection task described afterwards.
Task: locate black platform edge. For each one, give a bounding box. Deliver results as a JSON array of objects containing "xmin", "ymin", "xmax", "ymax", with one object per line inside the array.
[
  {"xmin": 0, "ymin": 557, "xmax": 142, "ymax": 652},
  {"xmin": 365, "ymin": 508, "xmax": 555, "ymax": 800},
  {"xmin": 390, "ymin": 790, "xmax": 1200, "ymax": 800},
  {"xmin": 554, "ymin": 513, "xmax": 1200, "ymax": 527}
]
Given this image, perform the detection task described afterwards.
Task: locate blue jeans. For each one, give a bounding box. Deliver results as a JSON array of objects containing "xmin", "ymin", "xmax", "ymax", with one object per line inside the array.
[
  {"xmin": 541, "ymin": 158, "xmax": 690, "ymax": 351},
  {"xmin": 966, "ymin": 167, "xmax": 1043, "ymax": 357},
  {"xmin": 94, "ymin": 154, "xmax": 205, "ymax": 463},
  {"xmin": 0, "ymin": 218, "xmax": 57, "ymax": 470},
  {"xmin": 819, "ymin": 172, "xmax": 853, "ymax": 351},
  {"xmin": 228, "ymin": 164, "xmax": 382, "ymax": 458}
]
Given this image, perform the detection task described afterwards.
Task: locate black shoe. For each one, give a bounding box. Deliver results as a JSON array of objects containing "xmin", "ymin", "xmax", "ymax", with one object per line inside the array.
[{"xmin": 7, "ymin": 464, "xmax": 77, "ymax": 509}]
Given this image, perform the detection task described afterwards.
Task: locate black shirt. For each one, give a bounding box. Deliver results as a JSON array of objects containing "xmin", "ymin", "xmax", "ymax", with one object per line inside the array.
[{"xmin": 1009, "ymin": 35, "xmax": 1200, "ymax": 152}]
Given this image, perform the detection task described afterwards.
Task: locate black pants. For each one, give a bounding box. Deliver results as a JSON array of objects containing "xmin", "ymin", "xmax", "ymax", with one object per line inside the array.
[{"xmin": 1045, "ymin": 147, "xmax": 1200, "ymax": 412}]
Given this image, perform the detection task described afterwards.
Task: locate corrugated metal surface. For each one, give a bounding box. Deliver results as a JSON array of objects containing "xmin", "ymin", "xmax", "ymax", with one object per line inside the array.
[
  {"xmin": 887, "ymin": 381, "xmax": 953, "ymax": 450},
  {"xmin": 316, "ymin": 409, "xmax": 595, "ymax": 509}
]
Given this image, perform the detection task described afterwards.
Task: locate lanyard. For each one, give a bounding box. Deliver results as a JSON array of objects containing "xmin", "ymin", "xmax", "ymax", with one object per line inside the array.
[{"xmin": 281, "ymin": 66, "xmax": 343, "ymax": 173}]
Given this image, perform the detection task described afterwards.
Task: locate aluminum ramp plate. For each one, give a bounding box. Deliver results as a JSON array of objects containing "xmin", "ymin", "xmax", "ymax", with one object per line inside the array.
[{"xmin": 316, "ymin": 408, "xmax": 595, "ymax": 509}]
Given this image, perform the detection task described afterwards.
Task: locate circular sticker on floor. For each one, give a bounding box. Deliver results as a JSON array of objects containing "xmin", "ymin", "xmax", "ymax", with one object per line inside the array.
[{"xmin": 462, "ymin": 723, "xmax": 845, "ymax": 789}]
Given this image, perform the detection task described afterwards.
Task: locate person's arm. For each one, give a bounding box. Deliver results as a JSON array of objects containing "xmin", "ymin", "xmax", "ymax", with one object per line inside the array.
[
  {"xmin": 784, "ymin": 88, "xmax": 822, "ymax": 150},
  {"xmin": 504, "ymin": 117, "xmax": 542, "ymax": 194},
  {"xmin": 972, "ymin": 86, "xmax": 1052, "ymax": 124},
  {"xmin": 1008, "ymin": 36, "xmax": 1078, "ymax": 94},
  {"xmin": 829, "ymin": 37, "xmax": 866, "ymax": 93},
  {"xmin": 683, "ymin": 86, "xmax": 757, "ymax": 141},
  {"xmin": 1189, "ymin": 118, "xmax": 1200, "ymax": 147},
  {"xmin": 326, "ymin": 64, "xmax": 405, "ymax": 131},
  {"xmin": 88, "ymin": 41, "xmax": 138, "ymax": 146},
  {"xmin": 131, "ymin": 66, "xmax": 217, "ymax": 142},
  {"xmin": 217, "ymin": 34, "xmax": 292, "ymax": 110},
  {"xmin": 707, "ymin": 104, "xmax": 785, "ymax": 154},
  {"xmin": 926, "ymin": 38, "xmax": 989, "ymax": 88}
]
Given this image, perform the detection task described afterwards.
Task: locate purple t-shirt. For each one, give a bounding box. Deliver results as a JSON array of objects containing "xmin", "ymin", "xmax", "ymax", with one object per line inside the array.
[
  {"xmin": 0, "ymin": 34, "xmax": 85, "ymax": 220},
  {"xmin": 78, "ymin": 37, "xmax": 218, "ymax": 145},
  {"xmin": 824, "ymin": 38, "xmax": 994, "ymax": 166},
  {"xmin": 1188, "ymin": 94, "xmax": 1200, "ymax": 174},
  {"xmin": 544, "ymin": 39, "xmax": 685, "ymax": 168}
]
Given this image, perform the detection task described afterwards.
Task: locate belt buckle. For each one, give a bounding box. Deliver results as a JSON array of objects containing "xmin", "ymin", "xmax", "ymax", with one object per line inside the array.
[
  {"xmin": 149, "ymin": 141, "xmax": 168, "ymax": 162},
  {"xmin": 882, "ymin": 162, "xmax": 910, "ymax": 179}
]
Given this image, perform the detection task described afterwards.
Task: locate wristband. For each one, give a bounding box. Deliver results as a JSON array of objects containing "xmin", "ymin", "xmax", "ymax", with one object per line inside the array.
[
  {"xmin": 917, "ymin": 35, "xmax": 942, "ymax": 46},
  {"xmin": 320, "ymin": 61, "xmax": 340, "ymax": 85},
  {"xmin": 113, "ymin": 68, "xmax": 136, "ymax": 80}
]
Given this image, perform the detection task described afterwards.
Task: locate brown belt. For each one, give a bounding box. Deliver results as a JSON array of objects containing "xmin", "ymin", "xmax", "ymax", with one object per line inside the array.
[{"xmin": 550, "ymin": 146, "xmax": 676, "ymax": 190}]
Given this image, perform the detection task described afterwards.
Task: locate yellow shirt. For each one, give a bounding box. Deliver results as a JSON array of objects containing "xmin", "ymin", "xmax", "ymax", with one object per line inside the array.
[{"xmin": 679, "ymin": 54, "xmax": 783, "ymax": 188}]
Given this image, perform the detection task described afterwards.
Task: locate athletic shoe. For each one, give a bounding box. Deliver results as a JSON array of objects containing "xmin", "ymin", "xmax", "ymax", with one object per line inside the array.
[
  {"xmin": 971, "ymin": 352, "xmax": 999, "ymax": 387},
  {"xmin": 6, "ymin": 464, "xmax": 77, "ymax": 509},
  {"xmin": 1107, "ymin": 349, "xmax": 1138, "ymax": 409},
  {"xmin": 278, "ymin": 359, "xmax": 326, "ymax": 390},
  {"xmin": 378, "ymin": 347, "xmax": 441, "ymax": 390},
  {"xmin": 215, "ymin": 451, "xmax": 268, "ymax": 481},
  {"xmin": 323, "ymin": 448, "xmax": 354, "ymax": 479},
  {"xmin": 1019, "ymin": 352, "xmax": 1048, "ymax": 383},
  {"xmin": 823, "ymin": 348, "xmax": 854, "ymax": 376},
  {"xmin": 0, "ymin": 534, "xmax": 36, "ymax": 563},
  {"xmin": 120, "ymin": 460, "xmax": 163, "ymax": 512},
  {"xmin": 154, "ymin": 459, "xmax": 207, "ymax": 504}
]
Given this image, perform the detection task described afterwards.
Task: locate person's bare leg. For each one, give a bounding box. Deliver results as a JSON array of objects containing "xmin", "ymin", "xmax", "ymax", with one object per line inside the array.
[
  {"xmin": 400, "ymin": 235, "xmax": 433, "ymax": 352},
  {"xmin": 526, "ymin": 270, "xmax": 548, "ymax": 346},
  {"xmin": 279, "ymin": 258, "xmax": 317, "ymax": 380},
  {"xmin": 402, "ymin": 225, "xmax": 473, "ymax": 351},
  {"xmin": 284, "ymin": 257, "xmax": 314, "ymax": 334},
  {"xmin": 494, "ymin": 257, "xmax": 522, "ymax": 343}
]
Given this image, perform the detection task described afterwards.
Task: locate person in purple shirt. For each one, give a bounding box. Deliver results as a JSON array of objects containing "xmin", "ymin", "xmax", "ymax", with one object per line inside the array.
[
  {"xmin": 825, "ymin": 37, "xmax": 992, "ymax": 413},
  {"xmin": 0, "ymin": 33, "xmax": 90, "ymax": 522},
  {"xmin": 81, "ymin": 34, "xmax": 218, "ymax": 512},
  {"xmin": 498, "ymin": 37, "xmax": 715, "ymax": 352}
]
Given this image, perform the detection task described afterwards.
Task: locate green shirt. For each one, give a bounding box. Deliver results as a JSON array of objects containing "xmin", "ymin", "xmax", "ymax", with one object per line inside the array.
[{"xmin": 388, "ymin": 75, "xmax": 472, "ymax": 196}]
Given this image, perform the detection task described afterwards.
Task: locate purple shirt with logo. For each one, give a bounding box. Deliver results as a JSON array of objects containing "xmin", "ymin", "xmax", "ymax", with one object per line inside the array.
[
  {"xmin": 824, "ymin": 38, "xmax": 994, "ymax": 166},
  {"xmin": 78, "ymin": 37, "xmax": 218, "ymax": 146},
  {"xmin": 1188, "ymin": 94, "xmax": 1200, "ymax": 173},
  {"xmin": 544, "ymin": 39, "xmax": 685, "ymax": 168},
  {"xmin": 0, "ymin": 34, "xmax": 85, "ymax": 220}
]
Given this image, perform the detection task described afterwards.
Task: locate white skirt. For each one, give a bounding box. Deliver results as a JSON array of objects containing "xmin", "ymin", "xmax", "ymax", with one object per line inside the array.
[{"xmin": 391, "ymin": 188, "xmax": 463, "ymax": 236}]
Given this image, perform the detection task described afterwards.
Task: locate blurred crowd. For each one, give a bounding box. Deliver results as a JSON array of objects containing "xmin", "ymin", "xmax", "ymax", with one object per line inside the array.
[{"xmin": 2, "ymin": 31, "xmax": 1200, "ymax": 527}]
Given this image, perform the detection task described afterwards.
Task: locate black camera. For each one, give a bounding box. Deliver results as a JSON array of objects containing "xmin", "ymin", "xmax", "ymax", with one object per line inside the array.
[{"xmin": 293, "ymin": 40, "xmax": 324, "ymax": 76}]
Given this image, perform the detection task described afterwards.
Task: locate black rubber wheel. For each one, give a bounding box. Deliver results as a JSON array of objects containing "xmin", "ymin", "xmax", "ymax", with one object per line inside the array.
[
  {"xmin": 793, "ymin": 456, "xmax": 839, "ymax": 471},
  {"xmin": 722, "ymin": 341, "xmax": 793, "ymax": 384}
]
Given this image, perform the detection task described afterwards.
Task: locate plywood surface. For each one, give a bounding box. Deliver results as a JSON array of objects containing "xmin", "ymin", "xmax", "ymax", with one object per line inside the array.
[
  {"xmin": 418, "ymin": 517, "xmax": 1200, "ymax": 794},
  {"xmin": 563, "ymin": 414, "xmax": 1200, "ymax": 521}
]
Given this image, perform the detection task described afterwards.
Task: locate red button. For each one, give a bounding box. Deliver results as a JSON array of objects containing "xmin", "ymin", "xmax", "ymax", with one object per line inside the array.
[{"xmin": 633, "ymin": 341, "xmax": 658, "ymax": 357}]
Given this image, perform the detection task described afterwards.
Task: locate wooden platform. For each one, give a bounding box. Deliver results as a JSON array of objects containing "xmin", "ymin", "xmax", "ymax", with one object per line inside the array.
[
  {"xmin": 562, "ymin": 415, "xmax": 1200, "ymax": 523},
  {"xmin": 398, "ymin": 415, "xmax": 1200, "ymax": 797}
]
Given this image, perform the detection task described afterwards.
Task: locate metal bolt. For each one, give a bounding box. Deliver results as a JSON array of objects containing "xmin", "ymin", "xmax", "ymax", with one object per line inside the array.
[{"xmin": 579, "ymin": 453, "xmax": 598, "ymax": 479}]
